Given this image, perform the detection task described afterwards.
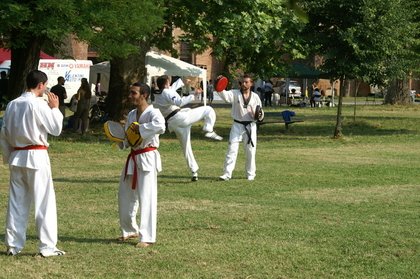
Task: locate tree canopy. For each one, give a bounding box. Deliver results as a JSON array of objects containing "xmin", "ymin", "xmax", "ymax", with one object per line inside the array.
[
  {"xmin": 301, "ymin": 0, "xmax": 418, "ymax": 85},
  {"xmin": 299, "ymin": 0, "xmax": 419, "ymax": 137},
  {"xmin": 0, "ymin": 0, "xmax": 164, "ymax": 99},
  {"xmin": 1, "ymin": 0, "xmax": 418, "ymax": 122},
  {"xmin": 155, "ymin": 0, "xmax": 307, "ymax": 78}
]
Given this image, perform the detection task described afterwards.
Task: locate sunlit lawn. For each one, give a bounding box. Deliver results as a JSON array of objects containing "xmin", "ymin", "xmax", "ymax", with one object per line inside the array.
[{"xmin": 0, "ymin": 103, "xmax": 419, "ymax": 278}]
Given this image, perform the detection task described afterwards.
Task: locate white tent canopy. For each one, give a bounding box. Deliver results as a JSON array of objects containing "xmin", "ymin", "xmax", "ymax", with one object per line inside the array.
[
  {"xmin": 145, "ymin": 51, "xmax": 207, "ymax": 105},
  {"xmin": 89, "ymin": 61, "xmax": 110, "ymax": 94}
]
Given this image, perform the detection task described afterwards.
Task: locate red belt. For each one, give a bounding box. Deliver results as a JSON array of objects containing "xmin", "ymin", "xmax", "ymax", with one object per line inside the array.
[
  {"xmin": 124, "ymin": 147, "xmax": 157, "ymax": 189},
  {"xmin": 14, "ymin": 145, "xmax": 48, "ymax": 150}
]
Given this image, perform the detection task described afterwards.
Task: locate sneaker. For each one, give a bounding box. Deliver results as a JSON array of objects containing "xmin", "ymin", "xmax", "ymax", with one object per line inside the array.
[
  {"xmin": 6, "ymin": 247, "xmax": 20, "ymax": 256},
  {"xmin": 219, "ymin": 174, "xmax": 230, "ymax": 181},
  {"xmin": 40, "ymin": 249, "xmax": 66, "ymax": 258},
  {"xmin": 191, "ymin": 172, "xmax": 198, "ymax": 182},
  {"xmin": 247, "ymin": 176, "xmax": 255, "ymax": 181},
  {"xmin": 205, "ymin": 131, "xmax": 223, "ymax": 141}
]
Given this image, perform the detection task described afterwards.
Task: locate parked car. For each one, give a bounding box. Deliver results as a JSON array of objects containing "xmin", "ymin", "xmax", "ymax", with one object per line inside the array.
[{"xmin": 273, "ymin": 80, "xmax": 302, "ymax": 97}]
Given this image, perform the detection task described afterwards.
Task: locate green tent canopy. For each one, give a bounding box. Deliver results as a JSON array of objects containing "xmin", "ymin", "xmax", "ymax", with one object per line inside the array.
[{"xmin": 287, "ymin": 62, "xmax": 329, "ymax": 79}]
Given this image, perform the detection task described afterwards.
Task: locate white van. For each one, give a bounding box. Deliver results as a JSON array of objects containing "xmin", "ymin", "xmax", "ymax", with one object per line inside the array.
[
  {"xmin": 1, "ymin": 59, "xmax": 93, "ymax": 104},
  {"xmin": 38, "ymin": 59, "xmax": 92, "ymax": 103}
]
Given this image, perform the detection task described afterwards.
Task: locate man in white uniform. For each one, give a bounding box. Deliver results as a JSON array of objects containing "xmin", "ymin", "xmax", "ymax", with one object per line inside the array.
[
  {"xmin": 153, "ymin": 75, "xmax": 222, "ymax": 181},
  {"xmin": 217, "ymin": 74, "xmax": 263, "ymax": 181},
  {"xmin": 0, "ymin": 70, "xmax": 65, "ymax": 257},
  {"xmin": 118, "ymin": 82, "xmax": 165, "ymax": 248}
]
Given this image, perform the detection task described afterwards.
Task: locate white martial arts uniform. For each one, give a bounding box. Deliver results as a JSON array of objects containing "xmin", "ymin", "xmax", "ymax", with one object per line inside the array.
[
  {"xmin": 0, "ymin": 92, "xmax": 63, "ymax": 255},
  {"xmin": 218, "ymin": 89, "xmax": 262, "ymax": 180},
  {"xmin": 118, "ymin": 105, "xmax": 165, "ymax": 243},
  {"xmin": 153, "ymin": 87, "xmax": 217, "ymax": 174}
]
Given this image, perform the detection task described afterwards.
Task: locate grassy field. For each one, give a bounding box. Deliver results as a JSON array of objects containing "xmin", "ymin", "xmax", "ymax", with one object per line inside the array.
[{"xmin": 0, "ymin": 103, "xmax": 419, "ymax": 278}]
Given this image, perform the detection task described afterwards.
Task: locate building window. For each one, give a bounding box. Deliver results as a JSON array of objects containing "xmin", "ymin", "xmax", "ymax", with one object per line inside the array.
[{"xmin": 180, "ymin": 41, "xmax": 192, "ymax": 64}]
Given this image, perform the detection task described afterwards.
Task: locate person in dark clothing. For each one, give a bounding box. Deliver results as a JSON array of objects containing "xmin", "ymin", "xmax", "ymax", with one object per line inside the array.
[
  {"xmin": 264, "ymin": 81, "xmax": 273, "ymax": 107},
  {"xmin": 74, "ymin": 78, "xmax": 92, "ymax": 134},
  {"xmin": 49, "ymin": 76, "xmax": 67, "ymax": 117},
  {"xmin": 0, "ymin": 71, "xmax": 9, "ymax": 108},
  {"xmin": 207, "ymin": 80, "xmax": 214, "ymax": 104}
]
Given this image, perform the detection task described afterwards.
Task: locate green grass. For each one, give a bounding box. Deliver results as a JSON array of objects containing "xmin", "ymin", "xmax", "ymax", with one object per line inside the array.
[{"xmin": 0, "ymin": 104, "xmax": 419, "ymax": 278}]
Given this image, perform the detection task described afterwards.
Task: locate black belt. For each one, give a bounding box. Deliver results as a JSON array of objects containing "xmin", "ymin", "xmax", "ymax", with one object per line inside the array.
[
  {"xmin": 234, "ymin": 120, "xmax": 255, "ymax": 147},
  {"xmin": 165, "ymin": 109, "xmax": 180, "ymax": 122},
  {"xmin": 164, "ymin": 109, "xmax": 180, "ymax": 132}
]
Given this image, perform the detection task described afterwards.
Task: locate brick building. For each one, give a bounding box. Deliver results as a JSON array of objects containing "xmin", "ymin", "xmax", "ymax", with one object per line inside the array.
[{"xmin": 66, "ymin": 34, "xmax": 418, "ymax": 98}]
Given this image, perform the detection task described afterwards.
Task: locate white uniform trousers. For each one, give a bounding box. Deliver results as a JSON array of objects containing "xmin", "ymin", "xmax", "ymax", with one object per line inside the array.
[
  {"xmin": 168, "ymin": 106, "xmax": 217, "ymax": 173},
  {"xmin": 223, "ymin": 122, "xmax": 257, "ymax": 179},
  {"xmin": 118, "ymin": 169, "xmax": 158, "ymax": 243},
  {"xmin": 5, "ymin": 165, "xmax": 58, "ymax": 254}
]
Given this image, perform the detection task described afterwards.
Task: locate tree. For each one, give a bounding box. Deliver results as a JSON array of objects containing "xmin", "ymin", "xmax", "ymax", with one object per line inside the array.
[
  {"xmin": 158, "ymin": 0, "xmax": 307, "ymax": 79},
  {"xmin": 104, "ymin": 0, "xmax": 308, "ymax": 119},
  {"xmin": 1, "ymin": 0, "xmax": 310, "ymax": 120},
  {"xmin": 301, "ymin": 0, "xmax": 418, "ymax": 138},
  {"xmin": 0, "ymin": 0, "xmax": 164, "ymax": 101},
  {"xmin": 383, "ymin": 0, "xmax": 420, "ymax": 104}
]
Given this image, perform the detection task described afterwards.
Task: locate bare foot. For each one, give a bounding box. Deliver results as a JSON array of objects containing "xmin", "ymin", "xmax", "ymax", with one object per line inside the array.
[{"xmin": 135, "ymin": 242, "xmax": 153, "ymax": 248}]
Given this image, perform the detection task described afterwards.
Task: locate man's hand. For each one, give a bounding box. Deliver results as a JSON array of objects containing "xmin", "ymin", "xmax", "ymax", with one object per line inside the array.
[{"xmin": 47, "ymin": 92, "xmax": 59, "ymax": 109}]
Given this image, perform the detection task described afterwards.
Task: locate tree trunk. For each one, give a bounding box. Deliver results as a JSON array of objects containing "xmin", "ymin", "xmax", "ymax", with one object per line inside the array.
[
  {"xmin": 353, "ymin": 80, "xmax": 361, "ymax": 122},
  {"xmin": 384, "ymin": 78, "xmax": 411, "ymax": 105},
  {"xmin": 344, "ymin": 79, "xmax": 351, "ymax": 97},
  {"xmin": 8, "ymin": 37, "xmax": 43, "ymax": 100},
  {"xmin": 106, "ymin": 44, "xmax": 149, "ymax": 121},
  {"xmin": 333, "ymin": 77, "xmax": 345, "ymax": 138}
]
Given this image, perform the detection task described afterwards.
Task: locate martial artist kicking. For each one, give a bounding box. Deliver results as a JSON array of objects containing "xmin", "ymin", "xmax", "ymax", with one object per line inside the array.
[
  {"xmin": 153, "ymin": 75, "xmax": 223, "ymax": 181},
  {"xmin": 0, "ymin": 70, "xmax": 65, "ymax": 257},
  {"xmin": 216, "ymin": 74, "xmax": 263, "ymax": 181},
  {"xmin": 117, "ymin": 82, "xmax": 165, "ymax": 248}
]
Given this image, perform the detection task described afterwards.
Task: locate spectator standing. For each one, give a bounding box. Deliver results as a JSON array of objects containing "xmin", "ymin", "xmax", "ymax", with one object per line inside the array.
[
  {"xmin": 74, "ymin": 78, "xmax": 91, "ymax": 134},
  {"xmin": 0, "ymin": 71, "xmax": 8, "ymax": 107},
  {"xmin": 207, "ymin": 80, "xmax": 214, "ymax": 105},
  {"xmin": 195, "ymin": 83, "xmax": 203, "ymax": 102},
  {"xmin": 50, "ymin": 76, "xmax": 67, "ymax": 118},
  {"xmin": 264, "ymin": 80, "xmax": 273, "ymax": 107},
  {"xmin": 310, "ymin": 88, "xmax": 322, "ymax": 107}
]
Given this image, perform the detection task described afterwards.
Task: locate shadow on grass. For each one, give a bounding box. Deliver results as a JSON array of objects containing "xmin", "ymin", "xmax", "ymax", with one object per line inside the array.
[
  {"xmin": 53, "ymin": 175, "xmax": 222, "ymax": 185},
  {"xmin": 159, "ymin": 174, "xmax": 226, "ymax": 184},
  {"xmin": 54, "ymin": 110, "xmax": 419, "ymax": 144},
  {"xmin": 53, "ymin": 176, "xmax": 120, "ymax": 184},
  {"xmin": 0, "ymin": 233, "xmax": 124, "ymax": 247},
  {"xmin": 258, "ymin": 118, "xmax": 415, "ymax": 139},
  {"xmin": 58, "ymin": 235, "xmax": 128, "ymax": 245}
]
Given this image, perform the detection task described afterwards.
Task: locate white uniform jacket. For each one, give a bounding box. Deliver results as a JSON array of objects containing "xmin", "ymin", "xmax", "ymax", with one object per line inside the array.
[
  {"xmin": 122, "ymin": 105, "xmax": 165, "ymax": 175},
  {"xmin": 218, "ymin": 89, "xmax": 262, "ymax": 122},
  {"xmin": 153, "ymin": 87, "xmax": 194, "ymax": 118},
  {"xmin": 0, "ymin": 92, "xmax": 63, "ymax": 169}
]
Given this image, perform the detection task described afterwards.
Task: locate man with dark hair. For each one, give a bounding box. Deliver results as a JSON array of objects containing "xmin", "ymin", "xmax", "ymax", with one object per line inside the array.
[
  {"xmin": 0, "ymin": 70, "xmax": 65, "ymax": 257},
  {"xmin": 216, "ymin": 74, "xmax": 263, "ymax": 181},
  {"xmin": 50, "ymin": 76, "xmax": 67, "ymax": 117},
  {"xmin": 154, "ymin": 75, "xmax": 222, "ymax": 181},
  {"xmin": 117, "ymin": 81, "xmax": 165, "ymax": 248}
]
